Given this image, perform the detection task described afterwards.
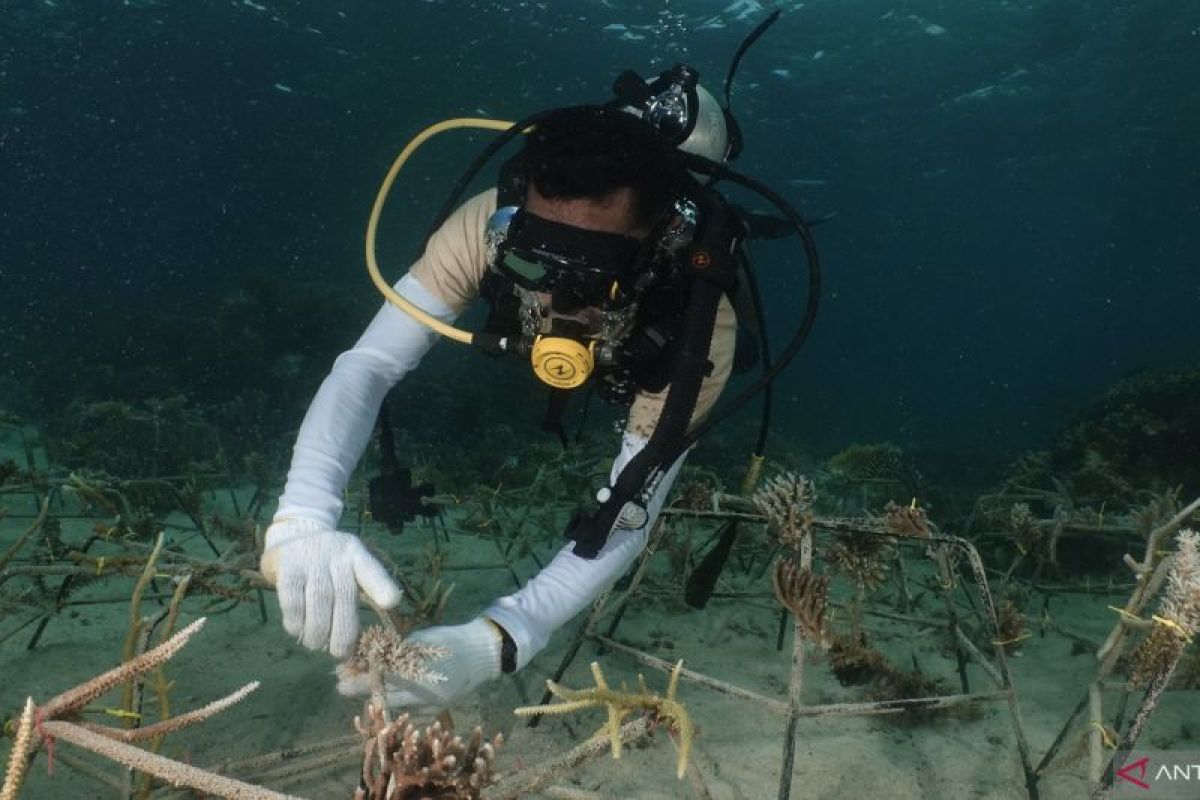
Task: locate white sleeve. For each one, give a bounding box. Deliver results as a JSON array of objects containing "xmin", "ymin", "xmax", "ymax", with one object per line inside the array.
[
  {"xmin": 484, "ymin": 432, "xmax": 688, "ymax": 670},
  {"xmin": 274, "ymin": 273, "xmax": 458, "ymax": 529}
]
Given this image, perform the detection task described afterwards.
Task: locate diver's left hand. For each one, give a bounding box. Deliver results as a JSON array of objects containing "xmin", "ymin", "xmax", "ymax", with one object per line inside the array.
[{"xmin": 335, "ymin": 618, "xmax": 503, "ymax": 713}]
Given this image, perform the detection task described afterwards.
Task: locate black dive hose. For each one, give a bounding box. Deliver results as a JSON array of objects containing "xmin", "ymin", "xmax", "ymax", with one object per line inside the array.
[
  {"xmin": 681, "ymin": 250, "xmax": 773, "ymax": 608},
  {"xmin": 723, "ymin": 10, "xmax": 781, "ymax": 111},
  {"xmin": 743, "ymin": 253, "xmax": 774, "ymax": 455},
  {"xmin": 671, "ymin": 154, "xmax": 820, "ymax": 455},
  {"xmin": 719, "ymin": 10, "xmax": 782, "ymax": 162},
  {"xmin": 569, "ymin": 219, "xmax": 732, "ymax": 558},
  {"xmin": 582, "ymin": 161, "xmax": 818, "ymax": 559}
]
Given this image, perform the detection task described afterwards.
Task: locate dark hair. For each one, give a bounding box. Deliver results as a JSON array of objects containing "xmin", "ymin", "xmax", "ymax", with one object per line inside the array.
[{"xmin": 521, "ymin": 106, "xmax": 681, "ymax": 227}]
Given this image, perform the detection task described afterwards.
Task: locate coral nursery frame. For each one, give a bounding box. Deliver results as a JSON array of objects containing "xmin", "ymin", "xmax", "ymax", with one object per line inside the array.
[{"xmin": 529, "ymin": 501, "xmax": 1041, "ymax": 800}]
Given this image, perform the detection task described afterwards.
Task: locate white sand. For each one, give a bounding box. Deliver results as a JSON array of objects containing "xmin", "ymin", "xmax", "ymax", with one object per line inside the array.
[{"xmin": 2, "ymin": 461, "xmax": 1196, "ymax": 799}]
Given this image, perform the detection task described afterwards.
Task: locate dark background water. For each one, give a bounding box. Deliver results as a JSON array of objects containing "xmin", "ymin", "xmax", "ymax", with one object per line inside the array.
[{"xmin": 2, "ymin": 0, "xmax": 1197, "ymax": 472}]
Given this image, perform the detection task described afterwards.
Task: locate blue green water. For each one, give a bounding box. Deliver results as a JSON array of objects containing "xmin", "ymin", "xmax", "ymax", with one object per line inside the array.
[{"xmin": 1, "ymin": 0, "xmax": 1197, "ymax": 465}]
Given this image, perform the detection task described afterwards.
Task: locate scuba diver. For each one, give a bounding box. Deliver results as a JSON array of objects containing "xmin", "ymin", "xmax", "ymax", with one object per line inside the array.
[{"xmin": 260, "ymin": 12, "xmax": 821, "ymax": 715}]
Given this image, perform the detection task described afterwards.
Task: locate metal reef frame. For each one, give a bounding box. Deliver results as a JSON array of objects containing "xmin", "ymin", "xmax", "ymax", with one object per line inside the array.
[{"xmin": 528, "ymin": 507, "xmax": 1040, "ymax": 799}]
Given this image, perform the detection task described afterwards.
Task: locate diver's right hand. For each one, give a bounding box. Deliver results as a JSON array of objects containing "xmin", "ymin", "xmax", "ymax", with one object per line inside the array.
[{"xmin": 260, "ymin": 517, "xmax": 402, "ymax": 659}]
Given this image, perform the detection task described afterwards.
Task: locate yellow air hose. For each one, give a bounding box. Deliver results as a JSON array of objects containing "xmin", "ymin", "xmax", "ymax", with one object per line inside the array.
[{"xmin": 364, "ymin": 118, "xmax": 519, "ymax": 344}]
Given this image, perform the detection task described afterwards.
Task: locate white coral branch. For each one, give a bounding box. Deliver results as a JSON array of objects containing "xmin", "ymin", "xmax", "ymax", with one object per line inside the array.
[
  {"xmin": 0, "ymin": 698, "xmax": 35, "ymax": 800},
  {"xmin": 752, "ymin": 473, "xmax": 817, "ymax": 546},
  {"xmin": 343, "ymin": 625, "xmax": 449, "ymax": 685},
  {"xmin": 41, "ymin": 618, "xmax": 207, "ymax": 720},
  {"xmin": 1161, "ymin": 529, "xmax": 1200, "ymax": 639},
  {"xmin": 40, "ymin": 720, "xmax": 303, "ymax": 799},
  {"xmin": 81, "ymin": 681, "xmax": 260, "ymax": 743}
]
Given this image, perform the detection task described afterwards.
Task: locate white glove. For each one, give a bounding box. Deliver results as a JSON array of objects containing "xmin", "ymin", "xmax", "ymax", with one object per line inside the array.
[
  {"xmin": 336, "ymin": 618, "xmax": 503, "ymax": 713},
  {"xmin": 260, "ymin": 517, "xmax": 402, "ymax": 659}
]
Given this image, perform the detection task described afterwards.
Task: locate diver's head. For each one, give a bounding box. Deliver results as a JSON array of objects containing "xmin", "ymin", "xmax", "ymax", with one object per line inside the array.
[
  {"xmin": 520, "ymin": 105, "xmax": 682, "ymax": 230},
  {"xmin": 484, "ymin": 105, "xmax": 685, "ymax": 319}
]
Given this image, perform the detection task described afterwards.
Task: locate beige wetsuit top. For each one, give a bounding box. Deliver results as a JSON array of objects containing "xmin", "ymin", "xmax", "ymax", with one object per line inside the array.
[{"xmin": 409, "ymin": 189, "xmax": 737, "ymax": 438}]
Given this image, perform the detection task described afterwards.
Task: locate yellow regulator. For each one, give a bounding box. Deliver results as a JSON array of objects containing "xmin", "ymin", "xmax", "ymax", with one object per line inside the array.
[{"xmin": 530, "ymin": 336, "xmax": 596, "ymax": 389}]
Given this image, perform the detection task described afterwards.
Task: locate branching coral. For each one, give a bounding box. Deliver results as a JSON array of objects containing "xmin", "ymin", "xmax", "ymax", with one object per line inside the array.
[
  {"xmin": 353, "ymin": 705, "xmax": 501, "ymax": 800},
  {"xmin": 1, "ymin": 618, "xmax": 278, "ymax": 799},
  {"xmin": 1, "ymin": 699, "xmax": 34, "ymax": 800},
  {"xmin": 752, "ymin": 472, "xmax": 816, "ymax": 550},
  {"xmin": 674, "ymin": 477, "xmax": 719, "ymax": 513},
  {"xmin": 826, "ymin": 532, "xmax": 894, "ymax": 594},
  {"xmin": 772, "ymin": 558, "xmax": 829, "ymax": 643},
  {"xmin": 1131, "ymin": 485, "xmax": 1182, "ymax": 539},
  {"xmin": 1008, "ymin": 502, "xmax": 1040, "ymax": 554},
  {"xmin": 49, "ymin": 397, "xmax": 220, "ymax": 479},
  {"xmin": 826, "ymin": 632, "xmax": 890, "ymax": 686},
  {"xmin": 883, "ymin": 500, "xmax": 932, "ymax": 538},
  {"xmin": 337, "ymin": 625, "xmax": 450, "ymax": 689},
  {"xmin": 826, "ymin": 633, "xmax": 948, "ymax": 716},
  {"xmin": 1126, "ymin": 529, "xmax": 1200, "ymax": 688},
  {"xmin": 1003, "ymin": 450, "xmax": 1053, "ymax": 490},
  {"xmin": 514, "ymin": 660, "xmax": 694, "ymax": 780}
]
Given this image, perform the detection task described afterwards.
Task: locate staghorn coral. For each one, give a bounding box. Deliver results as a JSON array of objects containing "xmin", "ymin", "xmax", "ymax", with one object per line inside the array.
[
  {"xmin": 826, "ymin": 633, "xmax": 949, "ymax": 719},
  {"xmin": 1, "ymin": 618, "xmax": 278, "ymax": 799},
  {"xmin": 752, "ymin": 472, "xmax": 816, "ymax": 550},
  {"xmin": 826, "ymin": 631, "xmax": 890, "ymax": 686},
  {"xmin": 1, "ymin": 700, "xmax": 34, "ymax": 800},
  {"xmin": 514, "ymin": 660, "xmax": 694, "ymax": 780},
  {"xmin": 826, "ymin": 532, "xmax": 894, "ymax": 594},
  {"xmin": 353, "ymin": 705, "xmax": 501, "ymax": 800},
  {"xmin": 884, "ymin": 500, "xmax": 932, "ymax": 538},
  {"xmin": 867, "ymin": 666, "xmax": 950, "ymax": 718},
  {"xmin": 1131, "ymin": 485, "xmax": 1182, "ymax": 539},
  {"xmin": 1069, "ymin": 449, "xmax": 1136, "ymax": 504},
  {"xmin": 1008, "ymin": 502, "xmax": 1040, "ymax": 554},
  {"xmin": 772, "ymin": 558, "xmax": 829, "ymax": 643},
  {"xmin": 338, "ymin": 625, "xmax": 450, "ymax": 687},
  {"xmin": 40, "ymin": 721, "xmax": 295, "ymax": 799},
  {"xmin": 1127, "ymin": 529, "xmax": 1200, "ymax": 689},
  {"xmin": 404, "ymin": 579, "xmax": 456, "ymax": 630}
]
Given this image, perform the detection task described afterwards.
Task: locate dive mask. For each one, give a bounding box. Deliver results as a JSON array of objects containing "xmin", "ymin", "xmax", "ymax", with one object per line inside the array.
[{"xmin": 486, "ymin": 205, "xmax": 644, "ymax": 313}]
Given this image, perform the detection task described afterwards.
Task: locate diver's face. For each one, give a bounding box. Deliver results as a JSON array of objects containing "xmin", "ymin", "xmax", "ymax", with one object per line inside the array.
[
  {"xmin": 524, "ymin": 182, "xmax": 651, "ymax": 240},
  {"xmin": 524, "ymin": 183, "xmax": 650, "ymax": 326}
]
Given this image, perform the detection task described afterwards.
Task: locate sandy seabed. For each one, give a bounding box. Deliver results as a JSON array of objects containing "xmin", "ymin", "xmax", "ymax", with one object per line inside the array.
[{"xmin": 1, "ymin": 468, "xmax": 1196, "ymax": 799}]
